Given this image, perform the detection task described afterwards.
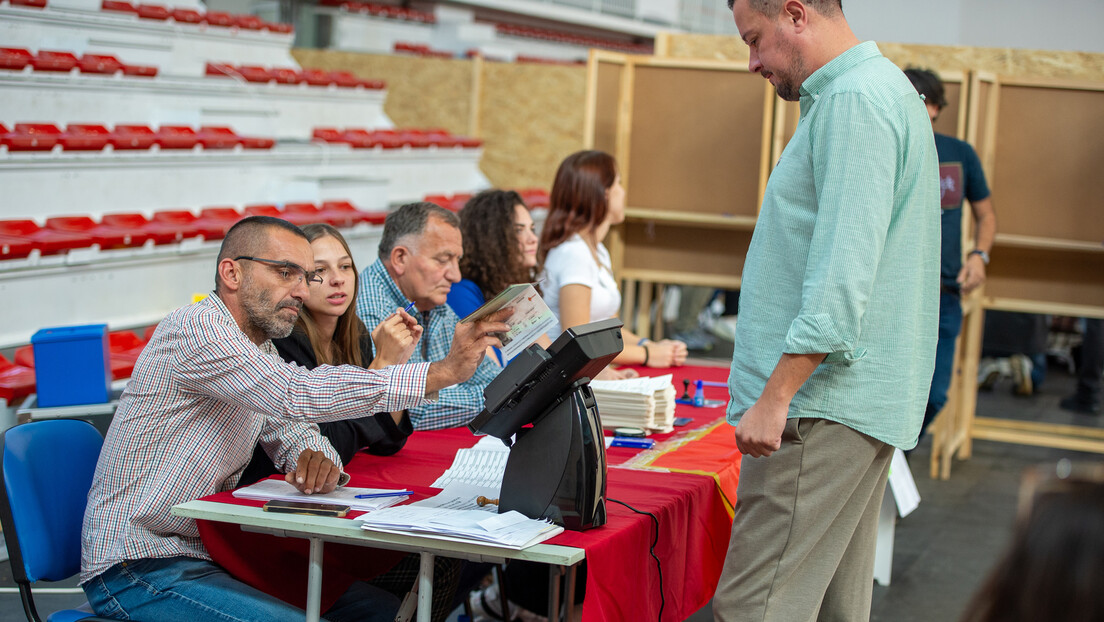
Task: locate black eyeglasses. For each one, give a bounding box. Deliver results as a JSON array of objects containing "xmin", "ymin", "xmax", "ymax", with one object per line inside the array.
[{"xmin": 234, "ymin": 256, "xmax": 323, "ymax": 286}]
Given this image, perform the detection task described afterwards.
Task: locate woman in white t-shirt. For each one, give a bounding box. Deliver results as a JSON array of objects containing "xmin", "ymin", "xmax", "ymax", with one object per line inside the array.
[{"xmin": 539, "ymin": 150, "xmax": 688, "ymax": 369}]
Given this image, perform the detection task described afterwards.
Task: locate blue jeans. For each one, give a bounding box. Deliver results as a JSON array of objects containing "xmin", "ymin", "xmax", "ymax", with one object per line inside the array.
[
  {"xmin": 923, "ymin": 291, "xmax": 963, "ymax": 434},
  {"xmin": 83, "ymin": 556, "xmax": 400, "ymax": 622}
]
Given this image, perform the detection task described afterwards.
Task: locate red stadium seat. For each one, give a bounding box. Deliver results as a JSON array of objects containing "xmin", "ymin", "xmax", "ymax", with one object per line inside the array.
[
  {"xmin": 171, "ymin": 8, "xmax": 202, "ymax": 23},
  {"xmin": 101, "ymin": 0, "xmax": 138, "ymax": 13},
  {"xmin": 154, "ymin": 125, "xmax": 198, "ymax": 149},
  {"xmin": 135, "ymin": 3, "xmax": 169, "ymax": 20},
  {"xmin": 205, "ymin": 62, "xmax": 236, "ymax": 78},
  {"xmin": 312, "ymin": 127, "xmax": 344, "ymax": 143},
  {"xmin": 121, "ymin": 62, "xmax": 157, "ymax": 77},
  {"xmin": 0, "ymin": 354, "xmax": 36, "ymax": 404},
  {"xmin": 77, "ymin": 54, "xmax": 124, "ymax": 74},
  {"xmin": 233, "ymin": 14, "xmax": 264, "ymax": 30},
  {"xmin": 0, "ymin": 219, "xmax": 95, "ymax": 254},
  {"xmin": 203, "ymin": 10, "xmax": 234, "ymax": 26},
  {"xmin": 270, "ymin": 67, "xmax": 300, "ymax": 84},
  {"xmin": 337, "ymin": 128, "xmax": 376, "ymax": 148},
  {"xmin": 13, "ymin": 346, "xmax": 35, "ymax": 369},
  {"xmin": 319, "ymin": 200, "xmax": 386, "ymax": 227},
  {"xmin": 327, "ymin": 70, "xmax": 360, "ymax": 88},
  {"xmin": 300, "ymin": 69, "xmax": 335, "ymax": 86},
  {"xmin": 2, "ymin": 123, "xmax": 61, "ymax": 151},
  {"xmin": 107, "ymin": 330, "xmax": 145, "ymax": 378},
  {"xmin": 196, "ymin": 126, "xmax": 241, "ymax": 149},
  {"xmin": 236, "ymin": 65, "xmax": 273, "ymax": 83},
  {"xmin": 142, "ymin": 323, "xmax": 160, "ymax": 341},
  {"xmin": 150, "ymin": 210, "xmax": 203, "ymax": 239},
  {"xmin": 0, "ymin": 234, "xmax": 37, "ymax": 260},
  {"xmin": 31, "ymin": 50, "xmax": 78, "ymax": 72},
  {"xmin": 45, "ymin": 215, "xmax": 150, "ymax": 249},
  {"xmin": 0, "ymin": 48, "xmax": 35, "ymax": 71},
  {"xmin": 242, "ymin": 204, "xmax": 281, "ymax": 218},
  {"xmin": 264, "ymin": 22, "xmax": 293, "ymax": 34},
  {"xmin": 10, "ymin": 0, "xmax": 48, "ymax": 7},
  {"xmin": 100, "ymin": 212, "xmax": 180, "ymax": 245},
  {"xmin": 195, "ymin": 206, "xmax": 243, "ymax": 240},
  {"xmin": 280, "ymin": 202, "xmax": 326, "ymax": 226},
  {"xmin": 239, "ymin": 135, "xmax": 274, "ymax": 149},
  {"xmin": 60, "ymin": 124, "xmax": 110, "ymax": 151},
  {"xmin": 109, "ymin": 124, "xmax": 156, "ymax": 150}
]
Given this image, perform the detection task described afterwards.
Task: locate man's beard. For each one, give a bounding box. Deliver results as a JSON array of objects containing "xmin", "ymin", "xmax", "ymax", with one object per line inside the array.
[{"xmin": 241, "ymin": 282, "xmax": 302, "ymax": 339}]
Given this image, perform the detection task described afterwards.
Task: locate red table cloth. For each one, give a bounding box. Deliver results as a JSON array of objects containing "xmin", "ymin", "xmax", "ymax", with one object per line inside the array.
[{"xmin": 198, "ymin": 364, "xmax": 740, "ymax": 621}]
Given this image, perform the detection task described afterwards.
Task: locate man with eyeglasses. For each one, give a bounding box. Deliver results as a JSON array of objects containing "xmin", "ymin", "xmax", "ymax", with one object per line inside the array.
[{"xmin": 80, "ymin": 216, "xmax": 509, "ymax": 622}]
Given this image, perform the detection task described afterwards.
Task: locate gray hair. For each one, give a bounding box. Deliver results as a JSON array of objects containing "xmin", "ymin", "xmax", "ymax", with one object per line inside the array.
[{"xmin": 377, "ymin": 202, "xmax": 460, "ymax": 261}]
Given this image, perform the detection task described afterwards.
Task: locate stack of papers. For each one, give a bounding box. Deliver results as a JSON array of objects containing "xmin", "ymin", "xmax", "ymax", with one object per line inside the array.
[
  {"xmin": 589, "ymin": 373, "xmax": 677, "ymax": 434},
  {"xmin": 232, "ymin": 479, "xmax": 410, "ymax": 512},
  {"xmin": 359, "ymin": 506, "xmax": 563, "ymax": 549}
]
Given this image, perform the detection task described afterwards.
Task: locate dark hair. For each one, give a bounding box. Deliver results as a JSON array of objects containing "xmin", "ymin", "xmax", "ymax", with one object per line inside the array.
[
  {"xmin": 458, "ymin": 190, "xmax": 541, "ymax": 301},
  {"xmin": 378, "ymin": 202, "xmax": 460, "ymax": 261},
  {"xmin": 295, "ymin": 223, "xmax": 366, "ymax": 367},
  {"xmin": 959, "ymin": 479, "xmax": 1104, "ymax": 622},
  {"xmin": 538, "ymin": 150, "xmax": 617, "ymax": 265},
  {"xmin": 903, "ymin": 67, "xmax": 948, "ymax": 109},
  {"xmin": 727, "ymin": 0, "xmax": 842, "ymax": 15},
  {"xmin": 215, "ymin": 216, "xmax": 306, "ymax": 292}
]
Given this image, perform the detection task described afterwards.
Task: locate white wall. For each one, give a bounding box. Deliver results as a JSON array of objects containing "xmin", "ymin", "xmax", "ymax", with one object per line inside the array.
[{"xmin": 844, "ymin": 0, "xmax": 1104, "ymax": 54}]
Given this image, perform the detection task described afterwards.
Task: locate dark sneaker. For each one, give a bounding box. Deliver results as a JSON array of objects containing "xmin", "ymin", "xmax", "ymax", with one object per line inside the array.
[{"xmin": 1059, "ymin": 394, "xmax": 1102, "ymax": 415}]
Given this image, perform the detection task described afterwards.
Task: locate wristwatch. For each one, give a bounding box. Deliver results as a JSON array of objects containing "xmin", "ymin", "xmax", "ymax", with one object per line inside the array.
[{"xmin": 969, "ymin": 249, "xmax": 990, "ymax": 265}]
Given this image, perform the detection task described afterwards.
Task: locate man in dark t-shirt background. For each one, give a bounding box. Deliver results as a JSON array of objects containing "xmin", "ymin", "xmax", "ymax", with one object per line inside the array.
[{"xmin": 905, "ymin": 68, "xmax": 998, "ymax": 435}]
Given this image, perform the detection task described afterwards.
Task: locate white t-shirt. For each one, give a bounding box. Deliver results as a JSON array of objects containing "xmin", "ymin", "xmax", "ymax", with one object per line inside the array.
[{"xmin": 541, "ymin": 234, "xmax": 621, "ymax": 340}]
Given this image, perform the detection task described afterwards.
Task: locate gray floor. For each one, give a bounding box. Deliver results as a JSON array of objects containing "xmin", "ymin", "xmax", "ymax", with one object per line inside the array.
[{"xmin": 3, "ymin": 365, "xmax": 1101, "ymax": 622}]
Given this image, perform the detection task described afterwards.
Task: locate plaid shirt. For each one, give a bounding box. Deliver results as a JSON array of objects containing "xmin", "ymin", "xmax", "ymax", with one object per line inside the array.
[
  {"xmin": 356, "ymin": 259, "xmax": 500, "ymax": 430},
  {"xmin": 80, "ymin": 294, "xmax": 431, "ymax": 583}
]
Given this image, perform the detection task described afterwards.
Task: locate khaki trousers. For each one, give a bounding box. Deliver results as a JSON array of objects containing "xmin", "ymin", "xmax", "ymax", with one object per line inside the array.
[{"xmin": 713, "ymin": 418, "xmax": 893, "ymax": 622}]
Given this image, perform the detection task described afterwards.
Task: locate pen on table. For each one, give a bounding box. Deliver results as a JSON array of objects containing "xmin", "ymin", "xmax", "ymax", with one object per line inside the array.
[{"xmin": 355, "ymin": 491, "xmax": 414, "ymax": 499}]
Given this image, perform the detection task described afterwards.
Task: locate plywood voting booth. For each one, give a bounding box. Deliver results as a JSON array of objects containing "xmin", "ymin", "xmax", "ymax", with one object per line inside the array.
[
  {"xmin": 932, "ymin": 76, "xmax": 1104, "ymax": 477},
  {"xmin": 584, "ymin": 50, "xmax": 773, "ymax": 337}
]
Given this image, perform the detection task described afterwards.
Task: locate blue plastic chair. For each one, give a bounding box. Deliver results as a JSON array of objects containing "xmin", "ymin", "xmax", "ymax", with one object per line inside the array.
[{"xmin": 0, "ymin": 419, "xmax": 117, "ymax": 622}]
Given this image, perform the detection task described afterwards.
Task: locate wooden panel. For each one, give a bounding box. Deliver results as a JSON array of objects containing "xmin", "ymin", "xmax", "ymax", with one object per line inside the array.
[
  {"xmin": 621, "ymin": 221, "xmax": 752, "ymax": 282},
  {"xmin": 593, "ymin": 60, "xmax": 623, "ymax": 155},
  {"xmin": 984, "ymin": 245, "xmax": 1104, "ymax": 308},
  {"xmin": 933, "ymin": 76, "xmax": 963, "ymax": 138},
  {"xmin": 626, "ymin": 64, "xmax": 767, "ymax": 217},
  {"xmin": 990, "ymin": 82, "xmax": 1104, "ymax": 243},
  {"xmin": 479, "ymin": 61, "xmax": 587, "ymax": 190},
  {"xmin": 971, "ymin": 76, "xmax": 996, "ymax": 176}
]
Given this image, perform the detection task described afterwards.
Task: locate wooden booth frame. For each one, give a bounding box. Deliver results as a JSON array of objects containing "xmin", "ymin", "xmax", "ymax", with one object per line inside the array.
[
  {"xmin": 932, "ymin": 75, "xmax": 1104, "ymax": 478},
  {"xmin": 584, "ymin": 49, "xmax": 775, "ymax": 338}
]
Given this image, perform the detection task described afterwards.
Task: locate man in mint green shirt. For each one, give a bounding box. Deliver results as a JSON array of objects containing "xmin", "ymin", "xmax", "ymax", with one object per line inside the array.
[{"xmin": 714, "ymin": 1, "xmax": 939, "ymax": 621}]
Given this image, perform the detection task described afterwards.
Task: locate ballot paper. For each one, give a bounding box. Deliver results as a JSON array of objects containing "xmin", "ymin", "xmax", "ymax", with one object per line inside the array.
[
  {"xmin": 460, "ymin": 283, "xmax": 556, "ymax": 361},
  {"xmin": 411, "ymin": 482, "xmax": 499, "ymax": 512},
  {"xmin": 232, "ymin": 478, "xmax": 409, "ymax": 512},
  {"xmin": 589, "ymin": 373, "xmax": 677, "ymax": 434},
  {"xmin": 359, "ymin": 506, "xmax": 563, "ymax": 549},
  {"xmin": 430, "ymin": 435, "xmax": 510, "ymax": 490}
]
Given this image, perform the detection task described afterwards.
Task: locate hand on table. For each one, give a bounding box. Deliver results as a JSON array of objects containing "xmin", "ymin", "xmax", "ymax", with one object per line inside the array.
[
  {"xmin": 595, "ymin": 365, "xmax": 639, "ymax": 380},
  {"xmin": 646, "ymin": 339, "xmax": 689, "ymax": 368},
  {"xmin": 286, "ymin": 449, "xmax": 343, "ymax": 494}
]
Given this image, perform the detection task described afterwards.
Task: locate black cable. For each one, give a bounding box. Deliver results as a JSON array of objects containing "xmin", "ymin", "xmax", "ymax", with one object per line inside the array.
[{"xmin": 607, "ymin": 497, "xmax": 664, "ymax": 622}]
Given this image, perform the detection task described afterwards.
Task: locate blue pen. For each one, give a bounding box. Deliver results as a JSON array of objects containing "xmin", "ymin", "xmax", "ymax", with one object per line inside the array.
[
  {"xmin": 610, "ymin": 437, "xmax": 655, "ymax": 449},
  {"xmin": 355, "ymin": 491, "xmax": 414, "ymax": 499},
  {"xmin": 401, "ymin": 301, "xmax": 417, "ymax": 315}
]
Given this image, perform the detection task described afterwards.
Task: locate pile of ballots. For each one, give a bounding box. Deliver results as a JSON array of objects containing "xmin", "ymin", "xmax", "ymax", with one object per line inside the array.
[{"xmin": 589, "ymin": 374, "xmax": 676, "ymax": 434}]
